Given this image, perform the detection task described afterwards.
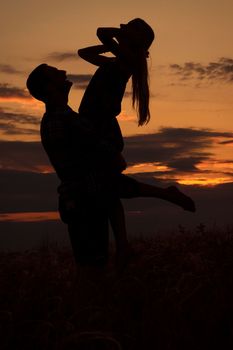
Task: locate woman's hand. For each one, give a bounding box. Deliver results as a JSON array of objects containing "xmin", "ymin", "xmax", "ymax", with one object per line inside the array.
[{"xmin": 96, "ymin": 27, "xmax": 121, "ymax": 56}]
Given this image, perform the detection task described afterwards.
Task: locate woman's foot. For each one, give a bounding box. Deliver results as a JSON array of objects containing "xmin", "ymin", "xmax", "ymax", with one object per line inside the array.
[{"xmin": 166, "ymin": 186, "xmax": 196, "ymax": 212}]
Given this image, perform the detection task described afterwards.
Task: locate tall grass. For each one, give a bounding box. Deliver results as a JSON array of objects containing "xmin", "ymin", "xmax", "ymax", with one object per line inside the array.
[{"xmin": 1, "ymin": 226, "xmax": 233, "ymax": 349}]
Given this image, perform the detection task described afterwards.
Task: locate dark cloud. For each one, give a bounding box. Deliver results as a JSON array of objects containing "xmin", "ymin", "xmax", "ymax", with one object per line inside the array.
[
  {"xmin": 0, "ymin": 141, "xmax": 49, "ymax": 172},
  {"xmin": 1, "ymin": 126, "xmax": 233, "ymax": 177},
  {"xmin": 0, "ymin": 169, "xmax": 58, "ymax": 213},
  {"xmin": 67, "ymin": 74, "xmax": 93, "ymax": 89},
  {"xmin": 0, "ymin": 84, "xmax": 30, "ymax": 98},
  {"xmin": 0, "ymin": 123, "xmax": 38, "ymax": 136},
  {"xmin": 0, "ymin": 110, "xmax": 40, "ymax": 125},
  {"xmin": 1, "ymin": 128, "xmax": 233, "ymax": 245},
  {"xmin": 124, "ymin": 127, "xmax": 233, "ymax": 172},
  {"xmin": 0, "ymin": 64, "xmax": 22, "ymax": 75},
  {"xmin": 0, "ymin": 109, "xmax": 40, "ymax": 136},
  {"xmin": 1, "ymin": 168, "xmax": 233, "ymax": 253},
  {"xmin": 218, "ymin": 139, "xmax": 233, "ymax": 145},
  {"xmin": 45, "ymin": 51, "xmax": 78, "ymax": 62},
  {"xmin": 170, "ymin": 57, "xmax": 233, "ymax": 83},
  {"xmin": 168, "ymin": 156, "xmax": 206, "ymax": 172}
]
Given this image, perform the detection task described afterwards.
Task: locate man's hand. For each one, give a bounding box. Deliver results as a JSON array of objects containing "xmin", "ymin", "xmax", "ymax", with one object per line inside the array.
[{"xmin": 95, "ymin": 152, "xmax": 127, "ymax": 174}]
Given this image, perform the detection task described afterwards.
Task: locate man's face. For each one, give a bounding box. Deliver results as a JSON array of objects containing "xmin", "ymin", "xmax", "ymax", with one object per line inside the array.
[{"xmin": 45, "ymin": 65, "xmax": 73, "ymax": 95}]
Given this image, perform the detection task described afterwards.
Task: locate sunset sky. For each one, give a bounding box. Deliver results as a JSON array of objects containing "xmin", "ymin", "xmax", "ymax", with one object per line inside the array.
[{"xmin": 1, "ymin": 0, "xmax": 233, "ymax": 250}]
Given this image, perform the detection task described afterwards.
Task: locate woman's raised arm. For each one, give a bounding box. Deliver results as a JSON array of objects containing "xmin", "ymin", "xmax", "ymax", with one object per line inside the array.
[
  {"xmin": 96, "ymin": 27, "xmax": 121, "ymax": 57},
  {"xmin": 97, "ymin": 26, "xmax": 136, "ymax": 65},
  {"xmin": 78, "ymin": 45, "xmax": 114, "ymax": 66}
]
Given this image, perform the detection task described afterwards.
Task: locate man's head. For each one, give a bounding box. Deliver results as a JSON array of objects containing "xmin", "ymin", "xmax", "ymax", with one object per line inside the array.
[{"xmin": 26, "ymin": 64, "xmax": 72, "ymax": 103}]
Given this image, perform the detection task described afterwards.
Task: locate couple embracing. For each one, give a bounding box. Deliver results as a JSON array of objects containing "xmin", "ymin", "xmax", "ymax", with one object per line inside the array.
[{"xmin": 27, "ymin": 18, "xmax": 195, "ymax": 271}]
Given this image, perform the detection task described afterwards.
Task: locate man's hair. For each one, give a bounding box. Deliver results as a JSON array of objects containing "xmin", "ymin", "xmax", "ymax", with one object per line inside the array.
[{"xmin": 26, "ymin": 64, "xmax": 49, "ymax": 102}]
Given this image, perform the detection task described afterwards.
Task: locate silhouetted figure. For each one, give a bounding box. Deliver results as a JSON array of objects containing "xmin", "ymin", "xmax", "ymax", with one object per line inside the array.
[
  {"xmin": 75, "ymin": 18, "xmax": 196, "ymax": 268},
  {"xmin": 26, "ymin": 65, "xmax": 116, "ymax": 267},
  {"xmin": 26, "ymin": 18, "xmax": 195, "ymax": 272}
]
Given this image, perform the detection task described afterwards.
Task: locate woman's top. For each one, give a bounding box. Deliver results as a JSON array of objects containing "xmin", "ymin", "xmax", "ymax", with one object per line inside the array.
[{"xmin": 78, "ymin": 59, "xmax": 131, "ymax": 153}]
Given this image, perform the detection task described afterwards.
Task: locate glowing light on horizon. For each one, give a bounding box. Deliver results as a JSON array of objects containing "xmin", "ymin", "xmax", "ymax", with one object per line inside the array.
[
  {"xmin": 177, "ymin": 176, "xmax": 233, "ymax": 186},
  {"xmin": 0, "ymin": 164, "xmax": 54, "ymax": 174},
  {"xmin": 36, "ymin": 165, "xmax": 54, "ymax": 174},
  {"xmin": 0, "ymin": 209, "xmax": 145, "ymax": 223},
  {"xmin": 125, "ymin": 162, "xmax": 171, "ymax": 174},
  {"xmin": 125, "ymin": 160, "xmax": 233, "ymax": 187},
  {"xmin": 0, "ymin": 211, "xmax": 59, "ymax": 222}
]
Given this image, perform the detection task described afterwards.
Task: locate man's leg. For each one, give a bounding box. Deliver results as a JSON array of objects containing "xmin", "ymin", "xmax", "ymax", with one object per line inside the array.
[
  {"xmin": 67, "ymin": 195, "xmax": 109, "ymax": 266},
  {"xmin": 67, "ymin": 195, "xmax": 110, "ymax": 308}
]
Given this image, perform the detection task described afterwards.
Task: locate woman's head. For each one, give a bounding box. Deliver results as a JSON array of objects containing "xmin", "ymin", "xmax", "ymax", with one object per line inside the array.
[
  {"xmin": 119, "ymin": 18, "xmax": 155, "ymax": 126},
  {"xmin": 120, "ymin": 18, "xmax": 155, "ymax": 54}
]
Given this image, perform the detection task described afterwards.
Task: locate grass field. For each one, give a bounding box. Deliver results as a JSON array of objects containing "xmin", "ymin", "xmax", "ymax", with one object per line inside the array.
[{"xmin": 1, "ymin": 225, "xmax": 233, "ymax": 349}]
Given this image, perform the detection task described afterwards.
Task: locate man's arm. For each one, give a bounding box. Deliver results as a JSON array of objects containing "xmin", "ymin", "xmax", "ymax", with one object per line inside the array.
[{"xmin": 69, "ymin": 112, "xmax": 126, "ymax": 173}]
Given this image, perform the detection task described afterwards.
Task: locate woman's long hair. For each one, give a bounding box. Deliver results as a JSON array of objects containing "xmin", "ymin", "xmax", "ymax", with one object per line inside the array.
[
  {"xmin": 132, "ymin": 50, "xmax": 150, "ymax": 126},
  {"xmin": 127, "ymin": 18, "xmax": 154, "ymax": 126}
]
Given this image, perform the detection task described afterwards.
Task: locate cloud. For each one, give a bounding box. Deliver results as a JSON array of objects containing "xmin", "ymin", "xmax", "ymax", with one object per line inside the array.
[
  {"xmin": 170, "ymin": 57, "xmax": 233, "ymax": 84},
  {"xmin": 0, "ymin": 64, "xmax": 22, "ymax": 75},
  {"xmin": 67, "ymin": 74, "xmax": 93, "ymax": 89},
  {"xmin": 0, "ymin": 141, "xmax": 50, "ymax": 172},
  {"xmin": 0, "ymin": 109, "xmax": 40, "ymax": 136},
  {"xmin": 0, "ymin": 84, "xmax": 30, "ymax": 98},
  {"xmin": 218, "ymin": 139, "xmax": 233, "ymax": 145},
  {"xmin": 1, "ymin": 128, "xmax": 233, "ymax": 239},
  {"xmin": 1, "ymin": 126, "xmax": 233, "ymax": 178},
  {"xmin": 45, "ymin": 51, "xmax": 78, "ymax": 62},
  {"xmin": 0, "ymin": 123, "xmax": 38, "ymax": 136},
  {"xmin": 0, "ymin": 110, "xmax": 40, "ymax": 125},
  {"xmin": 0, "ymin": 169, "xmax": 59, "ymax": 213},
  {"xmin": 168, "ymin": 156, "xmax": 206, "ymax": 172},
  {"xmin": 123, "ymin": 127, "xmax": 233, "ymax": 174},
  {"xmin": 1, "ymin": 167, "xmax": 233, "ymax": 248}
]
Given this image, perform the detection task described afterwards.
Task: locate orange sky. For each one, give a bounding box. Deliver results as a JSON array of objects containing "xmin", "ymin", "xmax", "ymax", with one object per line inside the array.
[{"xmin": 0, "ymin": 0, "xmax": 233, "ymax": 222}]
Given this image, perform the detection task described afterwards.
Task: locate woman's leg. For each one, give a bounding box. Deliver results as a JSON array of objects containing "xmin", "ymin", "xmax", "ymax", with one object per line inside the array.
[
  {"xmin": 119, "ymin": 175, "xmax": 195, "ymax": 212},
  {"xmin": 108, "ymin": 198, "xmax": 132, "ymax": 271},
  {"xmin": 137, "ymin": 181, "xmax": 195, "ymax": 212}
]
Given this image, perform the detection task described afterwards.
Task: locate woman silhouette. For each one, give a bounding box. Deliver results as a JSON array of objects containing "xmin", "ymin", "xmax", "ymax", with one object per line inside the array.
[{"xmin": 75, "ymin": 18, "xmax": 195, "ymax": 269}]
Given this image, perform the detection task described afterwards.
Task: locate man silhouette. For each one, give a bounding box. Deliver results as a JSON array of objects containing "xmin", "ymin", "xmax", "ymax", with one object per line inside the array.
[{"xmin": 27, "ymin": 64, "xmax": 116, "ymax": 267}]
